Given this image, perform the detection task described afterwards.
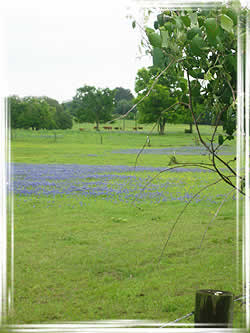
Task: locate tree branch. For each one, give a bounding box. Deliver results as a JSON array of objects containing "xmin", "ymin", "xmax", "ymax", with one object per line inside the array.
[
  {"xmin": 198, "ymin": 189, "xmax": 235, "ymax": 250},
  {"xmin": 157, "ymin": 178, "xmax": 223, "ymax": 265}
]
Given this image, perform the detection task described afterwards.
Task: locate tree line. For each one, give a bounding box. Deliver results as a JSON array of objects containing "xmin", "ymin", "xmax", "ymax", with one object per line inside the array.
[
  {"xmin": 8, "ymin": 87, "xmax": 136, "ymax": 131},
  {"xmin": 63, "ymin": 86, "xmax": 136, "ymax": 131},
  {"xmin": 9, "ymin": 96, "xmax": 73, "ymax": 130},
  {"xmin": 9, "ymin": 78, "xmax": 211, "ymax": 134}
]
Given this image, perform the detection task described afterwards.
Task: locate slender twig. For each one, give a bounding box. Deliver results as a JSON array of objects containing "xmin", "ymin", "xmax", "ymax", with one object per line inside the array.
[
  {"xmin": 227, "ymin": 79, "xmax": 236, "ymax": 103},
  {"xmin": 133, "ymin": 101, "xmax": 188, "ymax": 169},
  {"xmin": 172, "ymin": 162, "xmax": 215, "ymax": 172},
  {"xmin": 131, "ymin": 165, "xmax": 194, "ymax": 207},
  {"xmin": 110, "ymin": 58, "xmax": 176, "ymax": 123},
  {"xmin": 196, "ymin": 110, "xmax": 206, "ymax": 123},
  {"xmin": 157, "ymin": 178, "xmax": 223, "ymax": 265},
  {"xmin": 211, "ymin": 142, "xmax": 235, "ymax": 186},
  {"xmin": 210, "ymin": 105, "xmax": 227, "ymax": 145},
  {"xmin": 131, "ymin": 162, "xmax": 218, "ymax": 207},
  {"xmin": 198, "ymin": 189, "xmax": 235, "ymax": 250},
  {"xmin": 134, "ymin": 122, "xmax": 158, "ymax": 170},
  {"xmin": 187, "ymin": 71, "xmax": 242, "ymax": 191},
  {"xmin": 161, "ymin": 101, "xmax": 189, "ymax": 114},
  {"xmin": 186, "ymin": 71, "xmax": 209, "ymax": 150}
]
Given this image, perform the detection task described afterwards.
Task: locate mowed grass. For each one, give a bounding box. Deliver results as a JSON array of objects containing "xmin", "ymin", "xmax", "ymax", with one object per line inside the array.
[
  {"xmin": 11, "ymin": 121, "xmax": 236, "ymax": 167},
  {"xmin": 7, "ymin": 122, "xmax": 244, "ymax": 327}
]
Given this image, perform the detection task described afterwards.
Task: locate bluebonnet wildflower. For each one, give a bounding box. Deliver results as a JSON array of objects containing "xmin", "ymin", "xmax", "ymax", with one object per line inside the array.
[{"xmin": 9, "ymin": 163, "xmax": 221, "ymax": 204}]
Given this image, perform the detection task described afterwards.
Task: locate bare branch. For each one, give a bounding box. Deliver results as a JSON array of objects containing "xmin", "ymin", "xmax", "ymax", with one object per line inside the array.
[
  {"xmin": 198, "ymin": 189, "xmax": 235, "ymax": 250},
  {"xmin": 226, "ymin": 78, "xmax": 236, "ymax": 103},
  {"xmin": 131, "ymin": 162, "xmax": 218, "ymax": 208},
  {"xmin": 210, "ymin": 105, "xmax": 227, "ymax": 145},
  {"xmin": 109, "ymin": 58, "xmax": 177, "ymax": 124},
  {"xmin": 186, "ymin": 71, "xmax": 209, "ymax": 150},
  {"xmin": 157, "ymin": 178, "xmax": 223, "ymax": 265},
  {"xmin": 134, "ymin": 122, "xmax": 158, "ymax": 169}
]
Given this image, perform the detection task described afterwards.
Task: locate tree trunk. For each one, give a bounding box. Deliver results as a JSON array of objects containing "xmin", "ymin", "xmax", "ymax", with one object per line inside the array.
[
  {"xmin": 189, "ymin": 122, "xmax": 193, "ymax": 133},
  {"xmin": 159, "ymin": 118, "xmax": 166, "ymax": 135},
  {"xmin": 96, "ymin": 121, "xmax": 100, "ymax": 131}
]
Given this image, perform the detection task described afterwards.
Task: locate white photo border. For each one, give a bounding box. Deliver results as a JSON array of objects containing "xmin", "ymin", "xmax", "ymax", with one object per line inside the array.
[{"xmin": 0, "ymin": 0, "xmax": 249, "ymax": 332}]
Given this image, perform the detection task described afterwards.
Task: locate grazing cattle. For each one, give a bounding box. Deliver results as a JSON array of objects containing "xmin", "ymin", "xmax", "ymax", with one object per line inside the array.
[
  {"xmin": 133, "ymin": 127, "xmax": 137, "ymax": 130},
  {"xmin": 79, "ymin": 128, "xmax": 85, "ymax": 131},
  {"xmin": 114, "ymin": 127, "xmax": 119, "ymax": 130},
  {"xmin": 93, "ymin": 126, "xmax": 98, "ymax": 129},
  {"xmin": 138, "ymin": 127, "xmax": 143, "ymax": 130},
  {"xmin": 103, "ymin": 126, "xmax": 112, "ymax": 130}
]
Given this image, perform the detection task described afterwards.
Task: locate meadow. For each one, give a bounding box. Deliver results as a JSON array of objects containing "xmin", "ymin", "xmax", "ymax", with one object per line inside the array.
[{"xmin": 7, "ymin": 121, "xmax": 245, "ymax": 327}]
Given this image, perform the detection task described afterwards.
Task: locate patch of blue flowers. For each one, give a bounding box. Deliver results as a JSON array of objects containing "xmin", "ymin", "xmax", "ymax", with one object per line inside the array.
[
  {"xmin": 112, "ymin": 146, "xmax": 234, "ymax": 156},
  {"xmin": 9, "ymin": 163, "xmax": 218, "ymax": 204}
]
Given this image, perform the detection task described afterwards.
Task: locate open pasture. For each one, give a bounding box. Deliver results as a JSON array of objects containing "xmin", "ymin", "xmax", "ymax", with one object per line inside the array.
[{"xmin": 8, "ymin": 123, "xmax": 243, "ymax": 326}]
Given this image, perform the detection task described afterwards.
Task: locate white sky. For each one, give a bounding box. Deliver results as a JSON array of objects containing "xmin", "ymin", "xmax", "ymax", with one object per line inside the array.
[
  {"xmin": 2, "ymin": 0, "xmax": 249, "ymax": 104},
  {"xmin": 2, "ymin": 0, "xmax": 152, "ymax": 103}
]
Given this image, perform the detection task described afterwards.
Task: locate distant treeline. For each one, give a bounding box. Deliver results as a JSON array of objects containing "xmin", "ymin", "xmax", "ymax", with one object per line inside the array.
[
  {"xmin": 9, "ymin": 96, "xmax": 73, "ymax": 130},
  {"xmin": 9, "ymin": 87, "xmax": 136, "ymax": 130}
]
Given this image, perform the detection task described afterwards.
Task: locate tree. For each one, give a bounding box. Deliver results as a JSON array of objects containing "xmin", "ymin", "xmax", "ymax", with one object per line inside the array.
[
  {"xmin": 9, "ymin": 96, "xmax": 57, "ymax": 130},
  {"xmin": 143, "ymin": 5, "xmax": 238, "ymax": 139},
  {"xmin": 134, "ymin": 67, "xmax": 188, "ymax": 134},
  {"xmin": 8, "ymin": 95, "xmax": 27, "ymax": 129},
  {"xmin": 22, "ymin": 97, "xmax": 57, "ymax": 130},
  {"xmin": 72, "ymin": 85, "xmax": 116, "ymax": 130},
  {"xmin": 135, "ymin": 82, "xmax": 178, "ymax": 135},
  {"xmin": 43, "ymin": 97, "xmax": 73, "ymax": 129},
  {"xmin": 133, "ymin": 2, "xmax": 246, "ymax": 194},
  {"xmin": 114, "ymin": 99, "xmax": 135, "ymax": 120},
  {"xmin": 114, "ymin": 87, "xmax": 134, "ymax": 103}
]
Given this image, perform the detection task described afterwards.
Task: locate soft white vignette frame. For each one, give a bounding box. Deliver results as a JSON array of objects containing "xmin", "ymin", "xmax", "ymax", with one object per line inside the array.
[{"xmin": 0, "ymin": 0, "xmax": 249, "ymax": 332}]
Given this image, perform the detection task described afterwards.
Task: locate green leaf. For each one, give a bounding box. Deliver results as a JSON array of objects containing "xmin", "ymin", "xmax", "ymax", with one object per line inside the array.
[
  {"xmin": 220, "ymin": 14, "xmax": 234, "ymax": 33},
  {"xmin": 164, "ymin": 22, "xmax": 172, "ymax": 34},
  {"xmin": 145, "ymin": 27, "xmax": 154, "ymax": 34},
  {"xmin": 222, "ymin": 7, "xmax": 237, "ymax": 25},
  {"xmin": 157, "ymin": 14, "xmax": 170, "ymax": 26},
  {"xmin": 190, "ymin": 12, "xmax": 198, "ymax": 26},
  {"xmin": 187, "ymin": 27, "xmax": 202, "ymax": 40},
  {"xmin": 189, "ymin": 69, "xmax": 204, "ymax": 79},
  {"xmin": 228, "ymin": 54, "xmax": 237, "ymax": 71},
  {"xmin": 177, "ymin": 31, "xmax": 187, "ymax": 43},
  {"xmin": 168, "ymin": 40, "xmax": 179, "ymax": 53},
  {"xmin": 161, "ymin": 30, "xmax": 169, "ymax": 48},
  {"xmin": 204, "ymin": 72, "xmax": 214, "ymax": 81},
  {"xmin": 132, "ymin": 21, "xmax": 136, "ymax": 29},
  {"xmin": 157, "ymin": 14, "xmax": 165, "ymax": 26},
  {"xmin": 181, "ymin": 15, "xmax": 191, "ymax": 27},
  {"xmin": 145, "ymin": 28, "xmax": 162, "ymax": 48},
  {"xmin": 191, "ymin": 86, "xmax": 201, "ymax": 98},
  {"xmin": 152, "ymin": 47, "xmax": 166, "ymax": 68},
  {"xmin": 205, "ymin": 18, "xmax": 219, "ymax": 45},
  {"xmin": 190, "ymin": 34, "xmax": 206, "ymax": 56},
  {"xmin": 198, "ymin": 16, "xmax": 205, "ymax": 27},
  {"xmin": 154, "ymin": 21, "xmax": 159, "ymax": 29},
  {"xmin": 218, "ymin": 134, "xmax": 224, "ymax": 145},
  {"xmin": 175, "ymin": 16, "xmax": 183, "ymax": 29}
]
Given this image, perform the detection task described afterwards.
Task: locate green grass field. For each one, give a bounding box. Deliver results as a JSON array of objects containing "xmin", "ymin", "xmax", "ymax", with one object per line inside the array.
[{"xmin": 7, "ymin": 122, "xmax": 245, "ymax": 327}]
